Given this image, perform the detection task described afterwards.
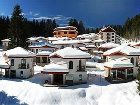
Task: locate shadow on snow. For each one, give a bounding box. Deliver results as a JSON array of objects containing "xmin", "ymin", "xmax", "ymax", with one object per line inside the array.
[{"xmin": 0, "ymin": 91, "xmax": 27, "ymax": 105}]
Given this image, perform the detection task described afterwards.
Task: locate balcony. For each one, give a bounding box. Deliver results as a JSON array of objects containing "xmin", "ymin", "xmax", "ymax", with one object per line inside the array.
[
  {"xmin": 77, "ymin": 66, "xmax": 86, "ymax": 72},
  {"xmin": 18, "ymin": 64, "xmax": 29, "ymax": 69}
]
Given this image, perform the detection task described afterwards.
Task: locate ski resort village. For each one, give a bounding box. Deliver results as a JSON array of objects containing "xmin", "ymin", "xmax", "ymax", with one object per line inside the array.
[
  {"xmin": 1, "ymin": 1, "xmax": 140, "ymax": 105},
  {"xmin": 1, "ymin": 25, "xmax": 140, "ymax": 105}
]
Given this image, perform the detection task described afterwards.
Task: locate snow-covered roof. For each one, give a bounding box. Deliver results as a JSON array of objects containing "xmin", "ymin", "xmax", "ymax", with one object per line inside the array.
[
  {"xmin": 100, "ymin": 26, "xmax": 116, "ymax": 32},
  {"xmin": 93, "ymin": 50, "xmax": 103, "ymax": 54},
  {"xmin": 99, "ymin": 42, "xmax": 119, "ymax": 49},
  {"xmin": 86, "ymin": 45, "xmax": 96, "ymax": 48},
  {"xmin": 82, "ymin": 39, "xmax": 92, "ymax": 43},
  {"xmin": 131, "ymin": 41, "xmax": 140, "ymax": 46},
  {"xmin": 77, "ymin": 33, "xmax": 97, "ymax": 39},
  {"xmin": 42, "ymin": 63, "xmax": 69, "ymax": 73},
  {"xmin": 1, "ymin": 39, "xmax": 11, "ymax": 42},
  {"xmin": 94, "ymin": 39, "xmax": 104, "ymax": 43},
  {"xmin": 52, "ymin": 40, "xmax": 79, "ymax": 45},
  {"xmin": 50, "ymin": 47, "xmax": 91, "ymax": 59},
  {"xmin": 28, "ymin": 37, "xmax": 47, "ymax": 41},
  {"xmin": 79, "ymin": 47, "xmax": 88, "ymax": 51},
  {"xmin": 103, "ymin": 45, "xmax": 140, "ymax": 56},
  {"xmin": 98, "ymin": 51, "xmax": 104, "ymax": 54},
  {"xmin": 104, "ymin": 57, "xmax": 133, "ymax": 69},
  {"xmin": 37, "ymin": 51, "xmax": 52, "ymax": 56},
  {"xmin": 5, "ymin": 47, "xmax": 36, "ymax": 57},
  {"xmin": 52, "ymin": 39, "xmax": 91, "ymax": 45},
  {"xmin": 54, "ymin": 26, "xmax": 77, "ymax": 31},
  {"xmin": 29, "ymin": 41, "xmax": 56, "ymax": 48},
  {"xmin": 48, "ymin": 37, "xmax": 70, "ymax": 41}
]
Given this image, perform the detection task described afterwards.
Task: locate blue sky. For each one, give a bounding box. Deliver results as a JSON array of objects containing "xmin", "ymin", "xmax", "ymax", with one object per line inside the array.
[{"xmin": 0, "ymin": 0, "xmax": 140, "ymax": 27}]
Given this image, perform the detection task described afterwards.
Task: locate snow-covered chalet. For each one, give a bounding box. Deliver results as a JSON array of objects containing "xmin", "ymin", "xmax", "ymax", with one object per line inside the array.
[
  {"xmin": 103, "ymin": 45, "xmax": 140, "ymax": 81},
  {"xmin": 41, "ymin": 47, "xmax": 91, "ymax": 85},
  {"xmin": 2, "ymin": 47, "xmax": 35, "ymax": 78}
]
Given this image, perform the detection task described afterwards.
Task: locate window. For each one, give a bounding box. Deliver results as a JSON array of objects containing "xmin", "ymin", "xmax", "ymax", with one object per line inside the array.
[
  {"xmin": 20, "ymin": 71, "xmax": 23, "ymax": 74},
  {"xmin": 21, "ymin": 59, "xmax": 26, "ymax": 69},
  {"xmin": 36, "ymin": 57, "xmax": 40, "ymax": 63},
  {"xmin": 131, "ymin": 57, "xmax": 134, "ymax": 65},
  {"xmin": 79, "ymin": 60, "xmax": 81, "ymax": 68},
  {"xmin": 107, "ymin": 33, "xmax": 110, "ymax": 35},
  {"xmin": 101, "ymin": 35, "xmax": 103, "ymax": 39},
  {"xmin": 53, "ymin": 32, "xmax": 56, "ymax": 35},
  {"xmin": 64, "ymin": 32, "xmax": 67, "ymax": 34},
  {"xmin": 127, "ymin": 69, "xmax": 133, "ymax": 74},
  {"xmin": 72, "ymin": 45, "xmax": 74, "ymax": 48},
  {"xmin": 42, "ymin": 57, "xmax": 47, "ymax": 63},
  {"xmin": 79, "ymin": 74, "xmax": 82, "ymax": 81},
  {"xmin": 48, "ymin": 58, "xmax": 50, "ymax": 63},
  {"xmin": 69, "ymin": 32, "xmax": 75, "ymax": 34},
  {"xmin": 11, "ymin": 59, "xmax": 14, "ymax": 66},
  {"xmin": 58, "ymin": 32, "xmax": 60, "ymax": 35},
  {"xmin": 61, "ymin": 46, "xmax": 64, "ymax": 49},
  {"xmin": 69, "ymin": 61, "xmax": 73, "ymax": 69},
  {"xmin": 112, "ymin": 36, "xmax": 114, "ymax": 38},
  {"xmin": 4, "ymin": 43, "xmax": 7, "ymax": 46},
  {"xmin": 27, "ymin": 64, "xmax": 29, "ymax": 69},
  {"xmin": 112, "ymin": 33, "xmax": 114, "ymax": 35},
  {"xmin": 36, "ymin": 49, "xmax": 38, "ymax": 53},
  {"xmin": 21, "ymin": 59, "xmax": 26, "ymax": 64},
  {"xmin": 112, "ymin": 39, "xmax": 114, "ymax": 41},
  {"xmin": 20, "ymin": 71, "xmax": 23, "ymax": 77},
  {"xmin": 136, "ymin": 57, "xmax": 139, "ymax": 67}
]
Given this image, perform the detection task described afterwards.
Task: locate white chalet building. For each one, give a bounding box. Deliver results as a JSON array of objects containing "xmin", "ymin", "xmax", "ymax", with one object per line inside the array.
[
  {"xmin": 104, "ymin": 57, "xmax": 134, "ymax": 81},
  {"xmin": 41, "ymin": 47, "xmax": 91, "ymax": 85},
  {"xmin": 103, "ymin": 45, "xmax": 140, "ymax": 79},
  {"xmin": 3, "ymin": 47, "xmax": 35, "ymax": 78},
  {"xmin": 98, "ymin": 26, "xmax": 121, "ymax": 44},
  {"xmin": 28, "ymin": 41, "xmax": 57, "ymax": 54}
]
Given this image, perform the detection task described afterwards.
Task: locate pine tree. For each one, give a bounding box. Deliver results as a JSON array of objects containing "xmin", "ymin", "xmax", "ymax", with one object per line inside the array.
[
  {"xmin": 8, "ymin": 4, "xmax": 26, "ymax": 49},
  {"xmin": 68, "ymin": 18, "xmax": 79, "ymax": 28},
  {"xmin": 78, "ymin": 21, "xmax": 85, "ymax": 35},
  {"xmin": 0, "ymin": 16, "xmax": 10, "ymax": 44}
]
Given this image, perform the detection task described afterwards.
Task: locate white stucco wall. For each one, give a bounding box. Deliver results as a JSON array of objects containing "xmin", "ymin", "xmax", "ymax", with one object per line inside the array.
[
  {"xmin": 50, "ymin": 57, "xmax": 88, "ymax": 84},
  {"xmin": 9, "ymin": 57, "xmax": 34, "ymax": 78},
  {"xmin": 30, "ymin": 47, "xmax": 55, "ymax": 54}
]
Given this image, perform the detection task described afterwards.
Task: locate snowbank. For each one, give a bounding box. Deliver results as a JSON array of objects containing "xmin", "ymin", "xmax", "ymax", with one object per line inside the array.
[{"xmin": 0, "ymin": 69, "xmax": 140, "ymax": 105}]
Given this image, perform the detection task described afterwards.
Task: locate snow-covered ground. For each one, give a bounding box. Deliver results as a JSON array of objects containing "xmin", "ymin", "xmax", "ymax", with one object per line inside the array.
[{"xmin": 0, "ymin": 66, "xmax": 140, "ymax": 105}]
